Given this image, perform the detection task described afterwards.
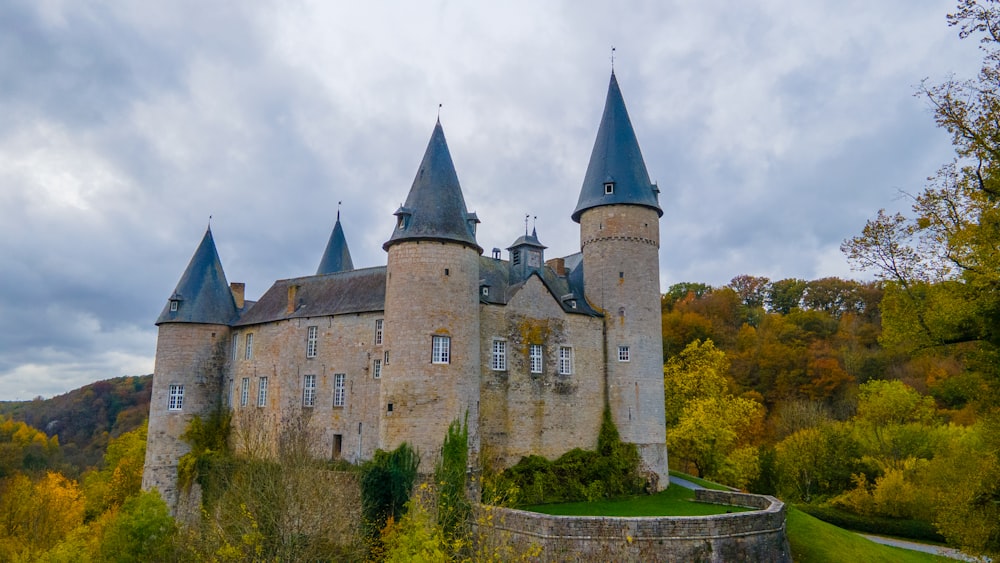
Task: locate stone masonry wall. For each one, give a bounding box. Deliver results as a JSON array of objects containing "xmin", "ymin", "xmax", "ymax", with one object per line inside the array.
[
  {"xmin": 473, "ymin": 490, "xmax": 791, "ymax": 562},
  {"xmin": 479, "ymin": 276, "xmax": 605, "ymax": 469},
  {"xmin": 142, "ymin": 322, "xmax": 229, "ymax": 512},
  {"xmin": 382, "ymin": 241, "xmax": 482, "ymax": 470},
  {"xmin": 580, "ymin": 204, "xmax": 667, "ymax": 485},
  {"xmin": 228, "ymin": 312, "xmax": 383, "ymax": 463}
]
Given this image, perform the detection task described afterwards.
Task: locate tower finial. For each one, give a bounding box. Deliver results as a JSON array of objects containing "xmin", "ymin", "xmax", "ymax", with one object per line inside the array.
[
  {"xmin": 533, "ymin": 215, "xmax": 538, "ymax": 232},
  {"xmin": 337, "ymin": 201, "xmax": 342, "ymax": 221},
  {"xmin": 611, "ymin": 46, "xmax": 616, "ymax": 72},
  {"xmin": 437, "ymin": 103, "xmax": 442, "ymax": 121},
  {"xmin": 524, "ymin": 213, "xmax": 530, "ymax": 235},
  {"xmin": 208, "ymin": 214, "xmax": 212, "ymax": 230}
]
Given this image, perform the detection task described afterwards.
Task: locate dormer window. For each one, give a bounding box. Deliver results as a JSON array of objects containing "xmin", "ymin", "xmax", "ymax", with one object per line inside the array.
[
  {"xmin": 569, "ymin": 300, "xmax": 577, "ymax": 309},
  {"xmin": 169, "ymin": 300, "xmax": 179, "ymax": 312},
  {"xmin": 604, "ymin": 182, "xmax": 615, "ymax": 194},
  {"xmin": 397, "ymin": 215, "xmax": 408, "ymax": 229},
  {"xmin": 481, "ymin": 286, "xmax": 490, "ymax": 297}
]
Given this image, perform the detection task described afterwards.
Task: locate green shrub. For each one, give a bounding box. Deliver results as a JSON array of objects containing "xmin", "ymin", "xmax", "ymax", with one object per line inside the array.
[
  {"xmin": 797, "ymin": 503, "xmax": 945, "ymax": 543},
  {"xmin": 360, "ymin": 443, "xmax": 420, "ymax": 538},
  {"xmin": 491, "ymin": 408, "xmax": 645, "ymax": 506}
]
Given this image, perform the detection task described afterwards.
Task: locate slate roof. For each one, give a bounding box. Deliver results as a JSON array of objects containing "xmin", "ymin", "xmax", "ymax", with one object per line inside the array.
[
  {"xmin": 572, "ymin": 72, "xmax": 662, "ymax": 223},
  {"xmin": 156, "ymin": 228, "xmax": 240, "ymax": 326},
  {"xmin": 506, "ymin": 227, "xmax": 547, "ymax": 251},
  {"xmin": 316, "ymin": 213, "xmax": 354, "ymax": 275},
  {"xmin": 235, "ymin": 266, "xmax": 387, "ymax": 327},
  {"xmin": 477, "ymin": 255, "xmax": 600, "ymax": 316},
  {"xmin": 384, "ymin": 120, "xmax": 482, "ymax": 252}
]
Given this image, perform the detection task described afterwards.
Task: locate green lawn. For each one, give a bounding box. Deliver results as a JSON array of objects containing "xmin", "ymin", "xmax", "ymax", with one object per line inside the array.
[
  {"xmin": 521, "ymin": 485, "xmax": 752, "ymax": 517},
  {"xmin": 786, "ymin": 506, "xmax": 950, "ymax": 562}
]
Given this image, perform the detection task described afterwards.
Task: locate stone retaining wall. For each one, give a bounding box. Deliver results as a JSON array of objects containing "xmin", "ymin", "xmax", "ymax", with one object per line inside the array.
[{"xmin": 473, "ymin": 490, "xmax": 791, "ymax": 562}]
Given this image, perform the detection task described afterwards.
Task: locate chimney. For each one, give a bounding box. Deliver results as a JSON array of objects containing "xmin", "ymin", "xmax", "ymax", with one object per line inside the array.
[
  {"xmin": 546, "ymin": 257, "xmax": 566, "ymax": 276},
  {"xmin": 230, "ymin": 282, "xmax": 245, "ymax": 309},
  {"xmin": 287, "ymin": 284, "xmax": 299, "ymax": 314}
]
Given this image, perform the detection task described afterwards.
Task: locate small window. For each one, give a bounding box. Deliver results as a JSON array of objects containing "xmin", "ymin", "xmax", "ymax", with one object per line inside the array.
[
  {"xmin": 306, "ymin": 326, "xmax": 318, "ymax": 358},
  {"xmin": 604, "ymin": 182, "xmax": 615, "ymax": 194},
  {"xmin": 257, "ymin": 377, "xmax": 268, "ymax": 407},
  {"xmin": 387, "ymin": 403, "xmax": 394, "ymax": 413},
  {"xmin": 384, "ymin": 350, "xmax": 390, "ymax": 365},
  {"xmin": 168, "ymin": 384, "xmax": 184, "ymax": 411},
  {"xmin": 491, "ymin": 339, "xmax": 507, "ymax": 371},
  {"xmin": 444, "ymin": 268, "xmax": 449, "ymax": 276},
  {"xmin": 559, "ymin": 346, "xmax": 573, "ymax": 375},
  {"xmin": 568, "ymin": 300, "xmax": 577, "ymax": 309},
  {"xmin": 244, "ymin": 333, "xmax": 254, "ymax": 360},
  {"xmin": 333, "ymin": 434, "xmax": 343, "ymax": 459},
  {"xmin": 303, "ymin": 374, "xmax": 316, "ymax": 407},
  {"xmin": 432, "ymin": 335, "xmax": 451, "ymax": 364},
  {"xmin": 169, "ymin": 300, "xmax": 179, "ymax": 312},
  {"xmin": 373, "ymin": 358, "xmax": 382, "ymax": 379},
  {"xmin": 481, "ymin": 286, "xmax": 489, "ymax": 297},
  {"xmin": 618, "ymin": 345, "xmax": 630, "ymax": 362},
  {"xmin": 231, "ymin": 334, "xmax": 239, "ymax": 362},
  {"xmin": 240, "ymin": 378, "xmax": 249, "ymax": 407},
  {"xmin": 375, "ymin": 319, "xmax": 384, "ymax": 345},
  {"xmin": 333, "ymin": 374, "xmax": 346, "ymax": 407},
  {"xmin": 529, "ymin": 344, "xmax": 543, "ymax": 374}
]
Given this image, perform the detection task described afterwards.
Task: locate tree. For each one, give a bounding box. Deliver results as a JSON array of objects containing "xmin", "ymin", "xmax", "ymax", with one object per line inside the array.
[
  {"xmin": 664, "ymin": 340, "xmax": 766, "ymax": 487},
  {"xmin": 841, "ymin": 1, "xmax": 1000, "ymax": 398}
]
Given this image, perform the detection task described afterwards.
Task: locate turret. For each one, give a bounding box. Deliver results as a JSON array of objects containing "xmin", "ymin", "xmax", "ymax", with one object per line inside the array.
[
  {"xmin": 507, "ymin": 227, "xmax": 547, "ymax": 286},
  {"xmin": 575, "ymin": 72, "xmax": 668, "ymax": 488},
  {"xmin": 142, "ymin": 227, "xmax": 239, "ymax": 513},
  {"xmin": 317, "ymin": 211, "xmax": 355, "ymax": 275},
  {"xmin": 380, "ymin": 120, "xmax": 482, "ymax": 470}
]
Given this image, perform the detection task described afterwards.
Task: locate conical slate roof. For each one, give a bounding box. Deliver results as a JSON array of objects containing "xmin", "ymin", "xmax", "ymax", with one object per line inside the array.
[
  {"xmin": 384, "ymin": 120, "xmax": 481, "ymax": 252},
  {"xmin": 572, "ymin": 72, "xmax": 662, "ymax": 223},
  {"xmin": 316, "ymin": 212, "xmax": 355, "ymax": 275},
  {"xmin": 156, "ymin": 228, "xmax": 239, "ymax": 325}
]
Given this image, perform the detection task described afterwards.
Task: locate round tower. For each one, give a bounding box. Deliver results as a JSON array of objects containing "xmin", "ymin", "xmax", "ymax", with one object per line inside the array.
[
  {"xmin": 380, "ymin": 120, "xmax": 482, "ymax": 470},
  {"xmin": 574, "ymin": 72, "xmax": 668, "ymax": 487},
  {"xmin": 142, "ymin": 227, "xmax": 238, "ymax": 514}
]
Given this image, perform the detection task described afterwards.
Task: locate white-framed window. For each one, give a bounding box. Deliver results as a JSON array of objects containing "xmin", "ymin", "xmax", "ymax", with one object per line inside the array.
[
  {"xmin": 384, "ymin": 350, "xmax": 390, "ymax": 365},
  {"xmin": 244, "ymin": 333, "xmax": 254, "ymax": 360},
  {"xmin": 168, "ymin": 384, "xmax": 184, "ymax": 411},
  {"xmin": 257, "ymin": 377, "xmax": 268, "ymax": 407},
  {"xmin": 604, "ymin": 182, "xmax": 615, "ymax": 194},
  {"xmin": 333, "ymin": 374, "xmax": 346, "ymax": 407},
  {"xmin": 530, "ymin": 344, "xmax": 543, "ymax": 374},
  {"xmin": 306, "ymin": 326, "xmax": 318, "ymax": 358},
  {"xmin": 618, "ymin": 345, "xmax": 630, "ymax": 362},
  {"xmin": 240, "ymin": 378, "xmax": 249, "ymax": 407},
  {"xmin": 373, "ymin": 358, "xmax": 382, "ymax": 379},
  {"xmin": 375, "ymin": 319, "xmax": 383, "ymax": 345},
  {"xmin": 170, "ymin": 300, "xmax": 179, "ymax": 312},
  {"xmin": 491, "ymin": 339, "xmax": 506, "ymax": 371},
  {"xmin": 231, "ymin": 334, "xmax": 239, "ymax": 362},
  {"xmin": 303, "ymin": 374, "xmax": 316, "ymax": 407},
  {"xmin": 432, "ymin": 335, "xmax": 451, "ymax": 364},
  {"xmin": 559, "ymin": 346, "xmax": 573, "ymax": 375}
]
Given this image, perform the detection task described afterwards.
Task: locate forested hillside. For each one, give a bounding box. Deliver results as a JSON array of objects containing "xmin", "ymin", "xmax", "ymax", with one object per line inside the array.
[{"xmin": 0, "ymin": 375, "xmax": 152, "ymax": 474}]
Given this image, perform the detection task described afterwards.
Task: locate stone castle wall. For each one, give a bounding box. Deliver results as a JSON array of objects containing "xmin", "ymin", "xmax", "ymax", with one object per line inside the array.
[
  {"xmin": 479, "ymin": 276, "xmax": 605, "ymax": 468},
  {"xmin": 381, "ymin": 241, "xmax": 482, "ymax": 469},
  {"xmin": 228, "ymin": 311, "xmax": 384, "ymax": 463},
  {"xmin": 143, "ymin": 322, "xmax": 229, "ymax": 510},
  {"xmin": 473, "ymin": 490, "xmax": 791, "ymax": 562},
  {"xmin": 580, "ymin": 204, "xmax": 667, "ymax": 484}
]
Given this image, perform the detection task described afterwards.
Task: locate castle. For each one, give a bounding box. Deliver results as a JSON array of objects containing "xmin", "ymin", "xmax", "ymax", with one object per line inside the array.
[{"xmin": 142, "ymin": 71, "xmax": 669, "ymax": 511}]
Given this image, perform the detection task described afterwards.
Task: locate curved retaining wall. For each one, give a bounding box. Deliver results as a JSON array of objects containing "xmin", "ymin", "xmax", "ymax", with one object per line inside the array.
[{"xmin": 473, "ymin": 489, "xmax": 791, "ymax": 562}]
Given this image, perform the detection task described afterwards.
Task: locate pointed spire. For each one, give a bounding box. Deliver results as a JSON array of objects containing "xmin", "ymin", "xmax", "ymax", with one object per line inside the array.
[
  {"xmin": 317, "ymin": 212, "xmax": 355, "ymax": 275},
  {"xmin": 384, "ymin": 120, "xmax": 481, "ymax": 252},
  {"xmin": 156, "ymin": 227, "xmax": 239, "ymax": 325},
  {"xmin": 571, "ymin": 72, "xmax": 662, "ymax": 223}
]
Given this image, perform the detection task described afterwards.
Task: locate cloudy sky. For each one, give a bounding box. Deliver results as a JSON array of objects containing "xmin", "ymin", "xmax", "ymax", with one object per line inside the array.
[{"xmin": 0, "ymin": 0, "xmax": 983, "ymax": 400}]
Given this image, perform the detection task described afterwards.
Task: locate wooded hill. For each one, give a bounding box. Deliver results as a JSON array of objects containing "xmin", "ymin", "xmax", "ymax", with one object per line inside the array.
[{"xmin": 0, "ymin": 375, "xmax": 152, "ymax": 475}]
